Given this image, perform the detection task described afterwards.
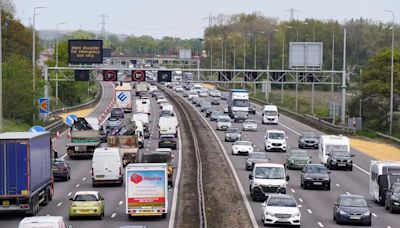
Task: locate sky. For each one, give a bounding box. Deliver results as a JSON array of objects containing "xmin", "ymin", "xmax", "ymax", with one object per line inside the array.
[{"xmin": 12, "ymin": 0, "xmax": 400, "ymax": 39}]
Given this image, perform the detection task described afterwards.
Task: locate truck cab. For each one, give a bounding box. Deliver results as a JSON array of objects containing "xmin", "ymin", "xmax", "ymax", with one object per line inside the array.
[{"xmin": 249, "ymin": 163, "xmax": 289, "ymax": 201}]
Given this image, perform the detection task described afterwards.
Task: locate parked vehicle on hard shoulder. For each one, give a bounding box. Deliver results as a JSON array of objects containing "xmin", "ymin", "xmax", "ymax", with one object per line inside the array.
[
  {"xmin": 249, "ymin": 163, "xmax": 289, "ymax": 201},
  {"xmin": 91, "ymin": 147, "xmax": 123, "ymax": 187},
  {"xmin": 262, "ymin": 105, "xmax": 279, "ymax": 125}
]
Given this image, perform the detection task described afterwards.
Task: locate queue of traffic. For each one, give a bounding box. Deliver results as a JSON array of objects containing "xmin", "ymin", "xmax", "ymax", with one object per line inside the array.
[{"xmin": 166, "ymin": 81, "xmax": 400, "ymax": 227}]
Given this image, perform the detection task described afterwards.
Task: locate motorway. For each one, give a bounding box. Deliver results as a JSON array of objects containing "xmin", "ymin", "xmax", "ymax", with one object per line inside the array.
[
  {"xmin": 0, "ymin": 81, "xmax": 181, "ymax": 228},
  {"xmin": 167, "ymin": 85, "xmax": 398, "ymax": 228}
]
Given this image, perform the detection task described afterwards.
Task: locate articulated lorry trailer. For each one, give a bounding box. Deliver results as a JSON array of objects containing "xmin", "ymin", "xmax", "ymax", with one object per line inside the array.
[{"xmin": 0, "ymin": 132, "xmax": 54, "ymax": 215}]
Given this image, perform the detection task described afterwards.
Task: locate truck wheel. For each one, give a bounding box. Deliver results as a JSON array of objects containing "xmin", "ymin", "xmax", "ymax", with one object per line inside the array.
[
  {"xmin": 42, "ymin": 187, "xmax": 50, "ymax": 205},
  {"xmin": 162, "ymin": 213, "xmax": 167, "ymax": 218}
]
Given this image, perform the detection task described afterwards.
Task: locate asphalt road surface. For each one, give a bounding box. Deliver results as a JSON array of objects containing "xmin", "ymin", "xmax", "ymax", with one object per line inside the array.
[{"xmin": 0, "ymin": 82, "xmax": 181, "ymax": 228}]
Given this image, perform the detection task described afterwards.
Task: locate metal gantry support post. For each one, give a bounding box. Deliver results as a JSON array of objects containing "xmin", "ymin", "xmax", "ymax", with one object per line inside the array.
[
  {"xmin": 311, "ymin": 83, "xmax": 315, "ymax": 115},
  {"xmin": 281, "ymin": 32, "xmax": 285, "ymax": 104},
  {"xmin": 0, "ymin": 7, "xmax": 2, "ymax": 132},
  {"xmin": 341, "ymin": 28, "xmax": 347, "ymax": 125},
  {"xmin": 295, "ymin": 73, "xmax": 298, "ymax": 111}
]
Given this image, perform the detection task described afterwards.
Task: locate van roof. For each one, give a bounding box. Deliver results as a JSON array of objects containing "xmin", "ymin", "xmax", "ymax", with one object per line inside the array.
[
  {"xmin": 267, "ymin": 129, "xmax": 285, "ymax": 134},
  {"xmin": 254, "ymin": 163, "xmax": 284, "ymax": 168},
  {"xmin": 19, "ymin": 216, "xmax": 64, "ymax": 223},
  {"xmin": 94, "ymin": 147, "xmax": 119, "ymax": 153}
]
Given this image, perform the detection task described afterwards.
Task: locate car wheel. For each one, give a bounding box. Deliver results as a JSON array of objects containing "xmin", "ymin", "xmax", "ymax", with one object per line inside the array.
[
  {"xmin": 69, "ymin": 216, "xmax": 74, "ymax": 221},
  {"xmin": 326, "ymin": 184, "xmax": 331, "ymax": 191},
  {"xmin": 336, "ymin": 217, "xmax": 341, "ymax": 224},
  {"xmin": 300, "ymin": 181, "xmax": 303, "ymax": 188},
  {"xmin": 251, "ymin": 195, "xmax": 257, "ymax": 202},
  {"xmin": 349, "ymin": 166, "xmax": 353, "ymax": 171},
  {"xmin": 333, "ymin": 212, "xmax": 336, "ymax": 220},
  {"xmin": 390, "ymin": 203, "xmax": 395, "ymax": 213}
]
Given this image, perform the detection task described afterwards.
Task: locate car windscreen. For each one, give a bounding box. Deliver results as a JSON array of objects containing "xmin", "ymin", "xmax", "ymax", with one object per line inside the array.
[
  {"xmin": 212, "ymin": 111, "xmax": 222, "ymax": 115},
  {"xmin": 53, "ymin": 160, "xmax": 65, "ymax": 166},
  {"xmin": 161, "ymin": 136, "xmax": 175, "ymax": 140},
  {"xmin": 226, "ymin": 128, "xmax": 239, "ymax": 133},
  {"xmin": 265, "ymin": 111, "xmax": 277, "ymax": 116},
  {"xmin": 202, "ymin": 102, "xmax": 211, "ymax": 106},
  {"xmin": 267, "ymin": 197, "xmax": 297, "ymax": 207},
  {"xmin": 108, "ymin": 117, "xmax": 118, "ymax": 121},
  {"xmin": 331, "ymin": 151, "xmax": 350, "ymax": 158},
  {"xmin": 302, "ymin": 132, "xmax": 316, "ymax": 138},
  {"xmin": 74, "ymin": 194, "xmax": 97, "ymax": 201},
  {"xmin": 235, "ymin": 141, "xmax": 252, "ymax": 146},
  {"xmin": 254, "ymin": 167, "xmax": 284, "ymax": 179},
  {"xmin": 305, "ymin": 165, "xmax": 328, "ymax": 174},
  {"xmin": 141, "ymin": 153, "xmax": 171, "ymax": 163},
  {"xmin": 244, "ymin": 120, "xmax": 256, "ymax": 124},
  {"xmin": 112, "ymin": 109, "xmax": 123, "ymax": 115},
  {"xmin": 218, "ymin": 118, "xmax": 230, "ymax": 122},
  {"xmin": 393, "ymin": 185, "xmax": 400, "ymax": 193},
  {"xmin": 268, "ymin": 132, "xmax": 284, "ymax": 140},
  {"xmin": 340, "ymin": 197, "xmax": 367, "ymax": 207},
  {"xmin": 291, "ymin": 151, "xmax": 308, "ymax": 158}
]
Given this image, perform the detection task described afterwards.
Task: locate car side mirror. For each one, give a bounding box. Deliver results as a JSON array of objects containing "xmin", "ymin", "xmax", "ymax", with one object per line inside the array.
[
  {"xmin": 286, "ymin": 175, "xmax": 290, "ymax": 181},
  {"xmin": 249, "ymin": 174, "xmax": 253, "ymax": 180},
  {"xmin": 69, "ymin": 197, "xmax": 73, "ymax": 201},
  {"xmin": 328, "ymin": 171, "xmax": 331, "ymax": 174},
  {"xmin": 286, "ymin": 137, "xmax": 289, "ymax": 140},
  {"xmin": 301, "ymin": 170, "xmax": 304, "ymax": 173}
]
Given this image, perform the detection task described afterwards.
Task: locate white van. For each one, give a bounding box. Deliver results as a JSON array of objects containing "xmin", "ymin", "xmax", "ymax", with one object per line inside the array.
[
  {"xmin": 135, "ymin": 98, "xmax": 151, "ymax": 115},
  {"xmin": 18, "ymin": 216, "xmax": 71, "ymax": 228},
  {"xmin": 149, "ymin": 85, "xmax": 158, "ymax": 94},
  {"xmin": 159, "ymin": 116, "xmax": 178, "ymax": 137},
  {"xmin": 262, "ymin": 105, "xmax": 279, "ymax": 124},
  {"xmin": 264, "ymin": 129, "xmax": 287, "ymax": 152},
  {"xmin": 92, "ymin": 147, "xmax": 123, "ymax": 186},
  {"xmin": 131, "ymin": 113, "xmax": 149, "ymax": 126},
  {"xmin": 318, "ymin": 135, "xmax": 350, "ymax": 165},
  {"xmin": 162, "ymin": 104, "xmax": 174, "ymax": 113},
  {"xmin": 249, "ymin": 163, "xmax": 289, "ymax": 201}
]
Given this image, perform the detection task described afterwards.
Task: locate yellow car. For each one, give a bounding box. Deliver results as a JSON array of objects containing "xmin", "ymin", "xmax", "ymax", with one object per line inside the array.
[{"xmin": 69, "ymin": 191, "xmax": 105, "ymax": 220}]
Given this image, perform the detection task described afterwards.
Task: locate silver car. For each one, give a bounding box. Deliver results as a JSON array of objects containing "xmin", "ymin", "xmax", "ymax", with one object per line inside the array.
[
  {"xmin": 243, "ymin": 119, "xmax": 258, "ymax": 131},
  {"xmin": 225, "ymin": 128, "xmax": 242, "ymax": 142},
  {"xmin": 245, "ymin": 152, "xmax": 269, "ymax": 170}
]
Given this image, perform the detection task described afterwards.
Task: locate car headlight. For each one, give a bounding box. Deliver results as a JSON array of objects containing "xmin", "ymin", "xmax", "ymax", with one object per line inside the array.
[
  {"xmin": 290, "ymin": 159, "xmax": 295, "ymax": 163},
  {"xmin": 71, "ymin": 203, "xmax": 78, "ymax": 207},
  {"xmin": 339, "ymin": 210, "xmax": 347, "ymax": 215},
  {"xmin": 347, "ymin": 159, "xmax": 352, "ymax": 163},
  {"xmin": 265, "ymin": 211, "xmax": 273, "ymax": 216},
  {"xmin": 234, "ymin": 115, "xmax": 238, "ymax": 118},
  {"xmin": 304, "ymin": 177, "xmax": 313, "ymax": 180},
  {"xmin": 323, "ymin": 177, "xmax": 330, "ymax": 181},
  {"xmin": 293, "ymin": 212, "xmax": 300, "ymax": 217},
  {"xmin": 363, "ymin": 211, "xmax": 371, "ymax": 216}
]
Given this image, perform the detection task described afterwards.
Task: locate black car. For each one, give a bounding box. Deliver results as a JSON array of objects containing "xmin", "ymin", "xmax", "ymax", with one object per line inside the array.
[
  {"xmin": 211, "ymin": 99, "xmax": 220, "ymax": 105},
  {"xmin": 248, "ymin": 106, "xmax": 256, "ymax": 115},
  {"xmin": 111, "ymin": 108, "xmax": 125, "ymax": 119},
  {"xmin": 298, "ymin": 132, "xmax": 319, "ymax": 149},
  {"xmin": 200, "ymin": 102, "xmax": 212, "ymax": 112},
  {"xmin": 327, "ymin": 151, "xmax": 354, "ymax": 171},
  {"xmin": 385, "ymin": 182, "xmax": 400, "ymax": 213},
  {"xmin": 158, "ymin": 134, "xmax": 177, "ymax": 149},
  {"xmin": 52, "ymin": 158, "xmax": 71, "ymax": 181},
  {"xmin": 233, "ymin": 111, "xmax": 248, "ymax": 123},
  {"xmin": 210, "ymin": 111, "xmax": 223, "ymax": 121},
  {"xmin": 301, "ymin": 164, "xmax": 331, "ymax": 190},
  {"xmin": 205, "ymin": 108, "xmax": 214, "ymax": 117},
  {"xmin": 333, "ymin": 194, "xmax": 371, "ymax": 226}
]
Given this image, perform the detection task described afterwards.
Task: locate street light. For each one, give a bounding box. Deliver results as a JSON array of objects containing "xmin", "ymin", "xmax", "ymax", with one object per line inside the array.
[
  {"xmin": 32, "ymin": 6, "xmax": 47, "ymax": 123},
  {"xmin": 276, "ymin": 26, "xmax": 293, "ymax": 104},
  {"xmin": 55, "ymin": 22, "xmax": 66, "ymax": 107},
  {"xmin": 384, "ymin": 10, "xmax": 395, "ymax": 135}
]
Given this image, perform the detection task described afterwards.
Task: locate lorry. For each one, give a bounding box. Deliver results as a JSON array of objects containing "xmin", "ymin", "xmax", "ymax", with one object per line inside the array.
[
  {"xmin": 0, "ymin": 132, "xmax": 54, "ymax": 215},
  {"xmin": 107, "ymin": 135, "xmax": 140, "ymax": 167},
  {"xmin": 228, "ymin": 89, "xmax": 250, "ymax": 118},
  {"xmin": 115, "ymin": 84, "xmax": 132, "ymax": 113},
  {"xmin": 135, "ymin": 82, "xmax": 148, "ymax": 96},
  {"xmin": 125, "ymin": 163, "xmax": 168, "ymax": 218},
  {"xmin": 135, "ymin": 97, "xmax": 151, "ymax": 115},
  {"xmin": 66, "ymin": 117, "xmax": 101, "ymax": 159},
  {"xmin": 140, "ymin": 148, "xmax": 175, "ymax": 187}
]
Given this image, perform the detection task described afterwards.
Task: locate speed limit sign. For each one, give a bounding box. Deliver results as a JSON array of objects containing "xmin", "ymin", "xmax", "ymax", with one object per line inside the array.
[
  {"xmin": 103, "ymin": 70, "xmax": 117, "ymax": 81},
  {"xmin": 132, "ymin": 70, "xmax": 146, "ymax": 82}
]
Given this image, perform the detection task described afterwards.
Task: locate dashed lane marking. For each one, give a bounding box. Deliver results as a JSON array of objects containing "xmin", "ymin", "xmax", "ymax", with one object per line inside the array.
[
  {"xmin": 82, "ymin": 177, "xmax": 86, "ymax": 181},
  {"xmin": 111, "ymin": 213, "xmax": 116, "ymax": 218},
  {"xmin": 290, "ymin": 189, "xmax": 295, "ymax": 193},
  {"xmin": 317, "ymin": 222, "xmax": 324, "ymax": 227},
  {"xmin": 75, "ymin": 184, "xmax": 80, "ymax": 188},
  {"xmin": 67, "ymin": 192, "xmax": 72, "ymax": 197},
  {"xmin": 57, "ymin": 202, "xmax": 62, "ymax": 207},
  {"xmin": 298, "ymin": 198, "xmax": 303, "ymax": 203},
  {"xmin": 119, "ymin": 201, "xmax": 123, "ymax": 206},
  {"xmin": 336, "ymin": 183, "xmax": 340, "ymax": 187},
  {"xmin": 307, "ymin": 209, "xmax": 313, "ymax": 214},
  {"xmin": 372, "ymin": 213, "xmax": 377, "ymax": 217}
]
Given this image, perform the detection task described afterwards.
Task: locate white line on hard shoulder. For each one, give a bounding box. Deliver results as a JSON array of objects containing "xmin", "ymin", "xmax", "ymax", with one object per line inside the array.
[
  {"xmin": 317, "ymin": 222, "xmax": 324, "ymax": 227},
  {"xmin": 307, "ymin": 209, "xmax": 313, "ymax": 214}
]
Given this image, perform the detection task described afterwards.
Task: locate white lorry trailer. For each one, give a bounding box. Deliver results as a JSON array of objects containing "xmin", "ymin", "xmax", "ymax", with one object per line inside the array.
[{"xmin": 115, "ymin": 84, "xmax": 132, "ymax": 113}]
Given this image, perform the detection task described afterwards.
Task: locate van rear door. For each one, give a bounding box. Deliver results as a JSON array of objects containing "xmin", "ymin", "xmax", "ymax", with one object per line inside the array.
[{"xmin": 93, "ymin": 155, "xmax": 121, "ymax": 180}]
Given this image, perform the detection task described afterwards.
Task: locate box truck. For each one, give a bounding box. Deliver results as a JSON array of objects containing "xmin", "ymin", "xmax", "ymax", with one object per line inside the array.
[
  {"xmin": 228, "ymin": 89, "xmax": 249, "ymax": 117},
  {"xmin": 125, "ymin": 163, "xmax": 168, "ymax": 218},
  {"xmin": 115, "ymin": 84, "xmax": 132, "ymax": 113},
  {"xmin": 0, "ymin": 132, "xmax": 54, "ymax": 215}
]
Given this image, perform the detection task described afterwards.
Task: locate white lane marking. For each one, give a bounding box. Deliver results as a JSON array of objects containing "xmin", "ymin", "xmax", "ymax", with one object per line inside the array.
[
  {"xmin": 82, "ymin": 177, "xmax": 86, "ymax": 181},
  {"xmin": 298, "ymin": 198, "xmax": 303, "ymax": 203},
  {"xmin": 317, "ymin": 222, "xmax": 324, "ymax": 227},
  {"xmin": 61, "ymin": 154, "xmax": 67, "ymax": 159},
  {"xmin": 111, "ymin": 213, "xmax": 116, "ymax": 218},
  {"xmin": 291, "ymin": 189, "xmax": 295, "ymax": 193},
  {"xmin": 119, "ymin": 201, "xmax": 123, "ymax": 206},
  {"xmin": 354, "ymin": 164, "xmax": 370, "ymax": 175},
  {"xmin": 146, "ymin": 148, "xmax": 149, "ymax": 151},
  {"xmin": 298, "ymin": 204, "xmax": 302, "ymax": 208},
  {"xmin": 388, "ymin": 226, "xmax": 392, "ymax": 228},
  {"xmin": 89, "ymin": 170, "xmax": 92, "ymax": 174},
  {"xmin": 57, "ymin": 202, "xmax": 63, "ymax": 207},
  {"xmin": 168, "ymin": 108, "xmax": 183, "ymax": 228},
  {"xmin": 372, "ymin": 212, "xmax": 377, "ymax": 217},
  {"xmin": 346, "ymin": 192, "xmax": 351, "ymax": 195},
  {"xmin": 67, "ymin": 192, "xmax": 72, "ymax": 197},
  {"xmin": 307, "ymin": 209, "xmax": 313, "ymax": 214},
  {"xmin": 75, "ymin": 184, "xmax": 80, "ymax": 188},
  {"xmin": 336, "ymin": 183, "xmax": 340, "ymax": 187}
]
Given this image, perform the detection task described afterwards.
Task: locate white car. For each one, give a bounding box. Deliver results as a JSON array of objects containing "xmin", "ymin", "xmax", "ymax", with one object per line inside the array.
[
  {"xmin": 199, "ymin": 89, "xmax": 208, "ymax": 97},
  {"xmin": 210, "ymin": 90, "xmax": 221, "ymax": 97},
  {"xmin": 261, "ymin": 194, "xmax": 301, "ymax": 227},
  {"xmin": 188, "ymin": 91, "xmax": 199, "ymax": 100},
  {"xmin": 175, "ymin": 87, "xmax": 184, "ymax": 92},
  {"xmin": 264, "ymin": 129, "xmax": 287, "ymax": 152},
  {"xmin": 216, "ymin": 115, "xmax": 231, "ymax": 131},
  {"xmin": 157, "ymin": 96, "xmax": 167, "ymax": 104},
  {"xmin": 18, "ymin": 216, "xmax": 70, "ymax": 228},
  {"xmin": 231, "ymin": 141, "xmax": 254, "ymax": 155},
  {"xmin": 243, "ymin": 119, "xmax": 258, "ymax": 131}
]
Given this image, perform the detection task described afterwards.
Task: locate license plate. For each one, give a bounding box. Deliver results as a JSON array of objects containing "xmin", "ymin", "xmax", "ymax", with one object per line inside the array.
[
  {"xmin": 313, "ymin": 182, "xmax": 322, "ymax": 185},
  {"xmin": 2, "ymin": 200, "xmax": 9, "ymax": 206},
  {"xmin": 164, "ymin": 141, "xmax": 171, "ymax": 144},
  {"xmin": 96, "ymin": 175, "xmax": 105, "ymax": 178},
  {"xmin": 338, "ymin": 164, "xmax": 346, "ymax": 166},
  {"xmin": 350, "ymin": 215, "xmax": 361, "ymax": 220},
  {"xmin": 80, "ymin": 209, "xmax": 90, "ymax": 212},
  {"xmin": 278, "ymin": 218, "xmax": 288, "ymax": 222},
  {"xmin": 141, "ymin": 210, "xmax": 153, "ymax": 213}
]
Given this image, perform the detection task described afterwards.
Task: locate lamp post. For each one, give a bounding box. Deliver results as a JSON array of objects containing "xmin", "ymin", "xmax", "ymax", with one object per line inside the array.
[
  {"xmin": 55, "ymin": 22, "xmax": 66, "ymax": 108},
  {"xmin": 384, "ymin": 10, "xmax": 395, "ymax": 135},
  {"xmin": 278, "ymin": 26, "xmax": 292, "ymax": 104},
  {"xmin": 32, "ymin": 6, "xmax": 47, "ymax": 123}
]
